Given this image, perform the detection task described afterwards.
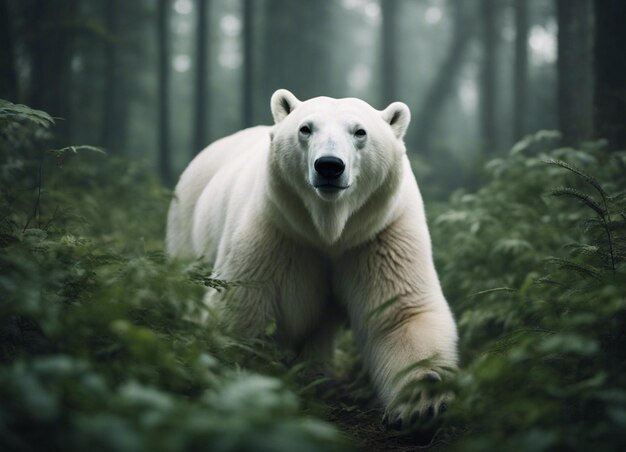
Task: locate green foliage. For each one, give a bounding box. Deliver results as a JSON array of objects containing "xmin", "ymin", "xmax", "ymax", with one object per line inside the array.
[
  {"xmin": 4, "ymin": 102, "xmax": 626, "ymax": 450},
  {"xmin": 0, "ymin": 100, "xmax": 55, "ymax": 128},
  {"xmin": 430, "ymin": 132, "xmax": 626, "ymax": 450},
  {"xmin": 0, "ymin": 103, "xmax": 351, "ymax": 452}
]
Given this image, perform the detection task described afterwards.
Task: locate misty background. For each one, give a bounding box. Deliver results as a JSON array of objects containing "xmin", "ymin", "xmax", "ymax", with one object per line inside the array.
[{"xmin": 3, "ymin": 0, "xmax": 621, "ymax": 199}]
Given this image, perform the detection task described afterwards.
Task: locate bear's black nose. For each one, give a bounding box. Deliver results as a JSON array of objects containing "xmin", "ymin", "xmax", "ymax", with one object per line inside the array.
[{"xmin": 314, "ymin": 156, "xmax": 345, "ymax": 179}]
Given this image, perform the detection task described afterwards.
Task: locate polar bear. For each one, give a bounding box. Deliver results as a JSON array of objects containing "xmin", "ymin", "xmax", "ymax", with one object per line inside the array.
[{"xmin": 166, "ymin": 90, "xmax": 458, "ymax": 428}]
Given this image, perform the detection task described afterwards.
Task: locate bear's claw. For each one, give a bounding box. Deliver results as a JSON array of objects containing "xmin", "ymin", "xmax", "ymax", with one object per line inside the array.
[{"xmin": 382, "ymin": 372, "xmax": 454, "ymax": 432}]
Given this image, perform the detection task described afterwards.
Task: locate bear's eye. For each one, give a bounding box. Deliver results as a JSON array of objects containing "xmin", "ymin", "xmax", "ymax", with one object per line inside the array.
[
  {"xmin": 299, "ymin": 125, "xmax": 312, "ymax": 136},
  {"xmin": 354, "ymin": 129, "xmax": 367, "ymax": 138}
]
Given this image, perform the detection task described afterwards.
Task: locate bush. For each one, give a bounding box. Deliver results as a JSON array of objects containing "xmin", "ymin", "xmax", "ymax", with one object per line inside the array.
[
  {"xmin": 0, "ymin": 101, "xmax": 351, "ymax": 452},
  {"xmin": 430, "ymin": 132, "xmax": 626, "ymax": 450},
  {"xmin": 3, "ymin": 99, "xmax": 626, "ymax": 450}
]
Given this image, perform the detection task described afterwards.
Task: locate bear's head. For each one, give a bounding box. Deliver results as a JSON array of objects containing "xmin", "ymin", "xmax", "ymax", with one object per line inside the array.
[{"xmin": 268, "ymin": 89, "xmax": 411, "ymax": 245}]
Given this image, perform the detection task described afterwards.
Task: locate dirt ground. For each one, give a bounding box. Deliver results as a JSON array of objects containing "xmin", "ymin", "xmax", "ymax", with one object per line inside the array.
[{"xmin": 323, "ymin": 378, "xmax": 456, "ymax": 451}]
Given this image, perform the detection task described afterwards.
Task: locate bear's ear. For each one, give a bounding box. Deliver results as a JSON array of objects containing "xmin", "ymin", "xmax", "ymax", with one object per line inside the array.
[
  {"xmin": 270, "ymin": 89, "xmax": 301, "ymax": 124},
  {"xmin": 381, "ymin": 102, "xmax": 411, "ymax": 140}
]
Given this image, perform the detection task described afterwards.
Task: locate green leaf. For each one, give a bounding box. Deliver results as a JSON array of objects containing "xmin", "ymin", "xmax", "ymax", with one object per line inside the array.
[
  {"xmin": 545, "ymin": 257, "xmax": 600, "ymax": 279},
  {"xmin": 546, "ymin": 159, "xmax": 608, "ymax": 200},
  {"xmin": 549, "ymin": 186, "xmax": 605, "ymax": 217},
  {"xmin": 48, "ymin": 145, "xmax": 107, "ymax": 158},
  {"xmin": 0, "ymin": 99, "xmax": 55, "ymax": 127},
  {"xmin": 469, "ymin": 287, "xmax": 516, "ymax": 298}
]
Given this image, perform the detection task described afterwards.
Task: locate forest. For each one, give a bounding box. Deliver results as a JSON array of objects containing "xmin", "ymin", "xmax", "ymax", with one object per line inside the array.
[{"xmin": 1, "ymin": 0, "xmax": 625, "ymax": 450}]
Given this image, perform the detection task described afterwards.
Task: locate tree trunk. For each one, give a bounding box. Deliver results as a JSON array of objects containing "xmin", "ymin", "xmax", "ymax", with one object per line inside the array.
[
  {"xmin": 28, "ymin": 0, "xmax": 45, "ymax": 109},
  {"xmin": 102, "ymin": 0, "xmax": 128, "ymax": 154},
  {"xmin": 193, "ymin": 0, "xmax": 209, "ymax": 154},
  {"xmin": 381, "ymin": 0, "xmax": 399, "ymax": 105},
  {"xmin": 480, "ymin": 0, "xmax": 498, "ymax": 154},
  {"xmin": 264, "ymin": 0, "xmax": 333, "ymax": 114},
  {"xmin": 0, "ymin": 0, "xmax": 18, "ymax": 102},
  {"xmin": 513, "ymin": 0, "xmax": 529, "ymax": 141},
  {"xmin": 594, "ymin": 0, "xmax": 626, "ymax": 150},
  {"xmin": 157, "ymin": 0, "xmax": 171, "ymax": 184},
  {"xmin": 242, "ymin": 0, "xmax": 254, "ymax": 128},
  {"xmin": 557, "ymin": 0, "xmax": 593, "ymax": 146},
  {"xmin": 28, "ymin": 0, "xmax": 77, "ymax": 143},
  {"xmin": 413, "ymin": 0, "xmax": 473, "ymax": 154}
]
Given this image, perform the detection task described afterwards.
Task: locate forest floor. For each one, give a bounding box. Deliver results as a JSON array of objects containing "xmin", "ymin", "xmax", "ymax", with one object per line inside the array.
[
  {"xmin": 315, "ymin": 370, "xmax": 457, "ymax": 451},
  {"xmin": 329, "ymin": 398, "xmax": 451, "ymax": 451}
]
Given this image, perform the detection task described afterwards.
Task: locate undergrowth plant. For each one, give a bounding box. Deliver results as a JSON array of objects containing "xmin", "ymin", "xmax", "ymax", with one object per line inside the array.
[
  {"xmin": 0, "ymin": 101, "xmax": 351, "ymax": 452},
  {"xmin": 431, "ymin": 132, "xmax": 626, "ymax": 450},
  {"xmin": 3, "ymin": 99, "xmax": 626, "ymax": 451}
]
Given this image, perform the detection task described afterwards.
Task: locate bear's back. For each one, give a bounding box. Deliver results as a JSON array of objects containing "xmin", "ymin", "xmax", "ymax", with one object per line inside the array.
[{"xmin": 166, "ymin": 126, "xmax": 271, "ymax": 258}]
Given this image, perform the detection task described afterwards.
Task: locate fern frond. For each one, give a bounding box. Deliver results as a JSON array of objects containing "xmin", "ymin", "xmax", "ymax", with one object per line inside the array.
[
  {"xmin": 48, "ymin": 145, "xmax": 107, "ymax": 158},
  {"xmin": 0, "ymin": 99, "xmax": 55, "ymax": 128},
  {"xmin": 608, "ymin": 191, "xmax": 626, "ymax": 204},
  {"xmin": 581, "ymin": 216, "xmax": 625, "ymax": 233},
  {"xmin": 550, "ymin": 187, "xmax": 605, "ymax": 217},
  {"xmin": 582, "ymin": 217, "xmax": 604, "ymax": 232},
  {"xmin": 545, "ymin": 159, "xmax": 607, "ymax": 200},
  {"xmin": 534, "ymin": 275, "xmax": 565, "ymax": 287},
  {"xmin": 545, "ymin": 257, "xmax": 600, "ymax": 279},
  {"xmin": 564, "ymin": 243, "xmax": 601, "ymax": 257},
  {"xmin": 186, "ymin": 268, "xmax": 232, "ymax": 291},
  {"xmin": 469, "ymin": 287, "xmax": 516, "ymax": 298}
]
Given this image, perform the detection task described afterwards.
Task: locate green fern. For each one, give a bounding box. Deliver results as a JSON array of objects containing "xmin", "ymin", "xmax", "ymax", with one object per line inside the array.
[
  {"xmin": 564, "ymin": 243, "xmax": 601, "ymax": 257},
  {"xmin": 48, "ymin": 145, "xmax": 107, "ymax": 158},
  {"xmin": 549, "ymin": 186, "xmax": 605, "ymax": 217},
  {"xmin": 545, "ymin": 257, "xmax": 600, "ymax": 280},
  {"xmin": 0, "ymin": 99, "xmax": 55, "ymax": 128},
  {"xmin": 431, "ymin": 134, "xmax": 626, "ymax": 450},
  {"xmin": 545, "ymin": 159, "xmax": 608, "ymax": 200},
  {"xmin": 469, "ymin": 287, "xmax": 516, "ymax": 298},
  {"xmin": 547, "ymin": 160, "xmax": 618, "ymax": 272}
]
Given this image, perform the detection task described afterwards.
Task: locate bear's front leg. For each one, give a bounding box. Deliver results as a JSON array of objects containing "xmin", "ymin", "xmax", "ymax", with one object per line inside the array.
[
  {"xmin": 334, "ymin": 213, "xmax": 458, "ymax": 429},
  {"xmin": 206, "ymin": 217, "xmax": 334, "ymax": 349},
  {"xmin": 363, "ymin": 308, "xmax": 456, "ymax": 429}
]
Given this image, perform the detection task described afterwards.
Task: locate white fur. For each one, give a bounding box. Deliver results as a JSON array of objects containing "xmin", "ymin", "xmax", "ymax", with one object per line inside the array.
[{"xmin": 166, "ymin": 90, "xmax": 458, "ymax": 424}]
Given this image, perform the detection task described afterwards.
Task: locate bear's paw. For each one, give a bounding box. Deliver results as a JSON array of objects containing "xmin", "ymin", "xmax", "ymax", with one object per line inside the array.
[{"xmin": 382, "ymin": 371, "xmax": 454, "ymax": 431}]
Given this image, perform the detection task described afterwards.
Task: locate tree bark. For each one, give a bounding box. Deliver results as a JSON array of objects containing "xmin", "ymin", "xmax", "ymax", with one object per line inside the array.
[
  {"xmin": 28, "ymin": 0, "xmax": 44, "ymax": 109},
  {"xmin": 513, "ymin": 0, "xmax": 529, "ymax": 141},
  {"xmin": 28, "ymin": 0, "xmax": 77, "ymax": 143},
  {"xmin": 412, "ymin": 0, "xmax": 473, "ymax": 154},
  {"xmin": 381, "ymin": 0, "xmax": 399, "ymax": 105},
  {"xmin": 557, "ymin": 0, "xmax": 593, "ymax": 146},
  {"xmin": 264, "ymin": 0, "xmax": 333, "ymax": 112},
  {"xmin": 157, "ymin": 0, "xmax": 171, "ymax": 184},
  {"xmin": 102, "ymin": 0, "xmax": 128, "ymax": 153},
  {"xmin": 242, "ymin": 0, "xmax": 254, "ymax": 128},
  {"xmin": 0, "ymin": 0, "xmax": 18, "ymax": 101},
  {"xmin": 480, "ymin": 0, "xmax": 498, "ymax": 154},
  {"xmin": 193, "ymin": 0, "xmax": 209, "ymax": 154},
  {"xmin": 594, "ymin": 0, "xmax": 626, "ymax": 150}
]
